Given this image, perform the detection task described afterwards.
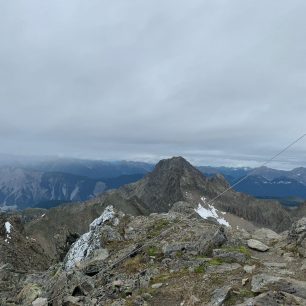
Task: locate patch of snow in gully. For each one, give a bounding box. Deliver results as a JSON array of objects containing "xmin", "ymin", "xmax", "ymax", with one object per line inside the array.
[
  {"xmin": 4, "ymin": 221, "xmax": 13, "ymax": 243},
  {"xmin": 195, "ymin": 197, "xmax": 230, "ymax": 227}
]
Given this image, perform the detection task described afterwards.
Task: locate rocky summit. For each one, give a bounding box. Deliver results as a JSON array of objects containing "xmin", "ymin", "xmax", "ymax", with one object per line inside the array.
[{"xmin": 0, "ymin": 157, "xmax": 306, "ymax": 305}]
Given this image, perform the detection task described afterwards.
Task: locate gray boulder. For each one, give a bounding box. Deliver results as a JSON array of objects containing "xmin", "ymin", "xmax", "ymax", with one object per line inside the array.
[
  {"xmin": 197, "ymin": 226, "xmax": 227, "ymax": 255},
  {"xmin": 210, "ymin": 286, "xmax": 232, "ymax": 306},
  {"xmin": 212, "ymin": 249, "xmax": 247, "ymax": 263},
  {"xmin": 288, "ymin": 217, "xmax": 306, "ymax": 257},
  {"xmin": 251, "ymin": 274, "xmax": 306, "ymax": 299},
  {"xmin": 237, "ymin": 291, "xmax": 306, "ymax": 306},
  {"xmin": 162, "ymin": 242, "xmax": 192, "ymax": 256},
  {"xmin": 206, "ymin": 263, "xmax": 241, "ymax": 274},
  {"xmin": 243, "ymin": 265, "xmax": 256, "ymax": 274},
  {"xmin": 252, "ymin": 228, "xmax": 281, "ymax": 246},
  {"xmin": 247, "ymin": 239, "xmax": 269, "ymax": 251},
  {"xmin": 32, "ymin": 298, "xmax": 48, "ymax": 306}
]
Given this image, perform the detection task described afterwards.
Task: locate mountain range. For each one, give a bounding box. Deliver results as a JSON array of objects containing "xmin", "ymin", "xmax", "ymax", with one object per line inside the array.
[
  {"xmin": 1, "ymin": 155, "xmax": 306, "ymax": 210},
  {"xmin": 22, "ymin": 157, "xmax": 292, "ymax": 263},
  {"xmin": 0, "ymin": 158, "xmax": 153, "ymax": 210},
  {"xmin": 199, "ymin": 166, "xmax": 306, "ymax": 206}
]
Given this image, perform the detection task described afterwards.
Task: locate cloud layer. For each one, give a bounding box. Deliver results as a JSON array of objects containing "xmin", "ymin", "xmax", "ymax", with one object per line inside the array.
[{"xmin": 1, "ymin": 0, "xmax": 306, "ymax": 168}]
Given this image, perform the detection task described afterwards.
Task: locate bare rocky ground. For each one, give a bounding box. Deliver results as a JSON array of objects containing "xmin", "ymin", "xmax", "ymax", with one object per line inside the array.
[{"xmin": 1, "ymin": 203, "xmax": 306, "ymax": 306}]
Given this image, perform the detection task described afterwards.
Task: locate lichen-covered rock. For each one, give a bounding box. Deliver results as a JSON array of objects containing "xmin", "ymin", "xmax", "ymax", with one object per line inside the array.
[
  {"xmin": 16, "ymin": 283, "xmax": 42, "ymax": 305},
  {"xmin": 212, "ymin": 248, "xmax": 247, "ymax": 263},
  {"xmin": 243, "ymin": 265, "xmax": 256, "ymax": 274},
  {"xmin": 32, "ymin": 297, "xmax": 48, "ymax": 306},
  {"xmin": 197, "ymin": 226, "xmax": 227, "ymax": 255},
  {"xmin": 210, "ymin": 286, "xmax": 232, "ymax": 306},
  {"xmin": 251, "ymin": 274, "xmax": 306, "ymax": 299},
  {"xmin": 206, "ymin": 263, "xmax": 242, "ymax": 274},
  {"xmin": 237, "ymin": 291, "xmax": 306, "ymax": 306},
  {"xmin": 288, "ymin": 217, "xmax": 306, "ymax": 257}
]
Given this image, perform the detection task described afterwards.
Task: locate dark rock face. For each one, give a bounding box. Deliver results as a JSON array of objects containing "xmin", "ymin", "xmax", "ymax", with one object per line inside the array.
[
  {"xmin": 122, "ymin": 156, "xmax": 211, "ymax": 213},
  {"xmin": 0, "ymin": 213, "xmax": 50, "ymax": 271},
  {"xmin": 215, "ymin": 195, "xmax": 292, "ymax": 232}
]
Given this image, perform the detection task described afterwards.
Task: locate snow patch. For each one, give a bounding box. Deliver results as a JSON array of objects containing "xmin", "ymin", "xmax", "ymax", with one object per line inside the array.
[
  {"xmin": 4, "ymin": 221, "xmax": 13, "ymax": 243},
  {"xmin": 70, "ymin": 186, "xmax": 79, "ymax": 201},
  {"xmin": 4, "ymin": 221, "xmax": 12, "ymax": 234},
  {"xmin": 196, "ymin": 197, "xmax": 230, "ymax": 227},
  {"xmin": 62, "ymin": 185, "xmax": 67, "ymax": 196}
]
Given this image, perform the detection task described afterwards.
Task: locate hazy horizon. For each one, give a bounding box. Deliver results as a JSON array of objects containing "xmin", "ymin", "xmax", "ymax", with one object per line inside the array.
[{"xmin": 0, "ymin": 151, "xmax": 304, "ymax": 171}]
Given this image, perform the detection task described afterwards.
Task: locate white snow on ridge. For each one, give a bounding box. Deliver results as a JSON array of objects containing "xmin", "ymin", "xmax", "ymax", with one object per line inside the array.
[{"xmin": 196, "ymin": 197, "xmax": 230, "ymax": 227}]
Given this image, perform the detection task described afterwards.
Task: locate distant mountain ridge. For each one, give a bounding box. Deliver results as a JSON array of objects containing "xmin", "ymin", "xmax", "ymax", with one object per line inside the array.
[
  {"xmin": 0, "ymin": 167, "xmax": 106, "ymax": 209},
  {"xmin": 1, "ymin": 155, "xmax": 306, "ymax": 209},
  {"xmin": 199, "ymin": 165, "xmax": 306, "ymax": 204},
  {"xmin": 199, "ymin": 165, "xmax": 306, "ymax": 184},
  {"xmin": 0, "ymin": 159, "xmax": 153, "ymax": 209},
  {"xmin": 0, "ymin": 155, "xmax": 154, "ymax": 178}
]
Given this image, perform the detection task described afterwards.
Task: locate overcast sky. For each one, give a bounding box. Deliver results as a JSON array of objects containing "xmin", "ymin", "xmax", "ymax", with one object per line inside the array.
[{"xmin": 1, "ymin": 0, "xmax": 306, "ymax": 169}]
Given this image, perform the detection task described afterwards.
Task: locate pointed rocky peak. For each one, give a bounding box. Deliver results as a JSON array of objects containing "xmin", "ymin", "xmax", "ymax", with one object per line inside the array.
[
  {"xmin": 150, "ymin": 156, "xmax": 205, "ymax": 181},
  {"xmin": 154, "ymin": 156, "xmax": 193, "ymax": 170},
  {"xmin": 126, "ymin": 157, "xmax": 209, "ymax": 213}
]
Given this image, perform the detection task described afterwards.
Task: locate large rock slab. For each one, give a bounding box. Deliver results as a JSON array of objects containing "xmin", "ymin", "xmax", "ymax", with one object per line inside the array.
[
  {"xmin": 212, "ymin": 249, "xmax": 247, "ymax": 263},
  {"xmin": 251, "ymin": 274, "xmax": 306, "ymax": 299},
  {"xmin": 247, "ymin": 239, "xmax": 269, "ymax": 251},
  {"xmin": 32, "ymin": 298, "xmax": 48, "ymax": 306},
  {"xmin": 210, "ymin": 286, "xmax": 232, "ymax": 306},
  {"xmin": 237, "ymin": 291, "xmax": 306, "ymax": 306},
  {"xmin": 206, "ymin": 263, "xmax": 241, "ymax": 274},
  {"xmin": 196, "ymin": 226, "xmax": 227, "ymax": 255},
  {"xmin": 252, "ymin": 228, "xmax": 281, "ymax": 246}
]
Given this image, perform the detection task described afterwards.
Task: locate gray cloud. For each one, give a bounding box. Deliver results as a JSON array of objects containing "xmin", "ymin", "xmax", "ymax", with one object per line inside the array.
[{"xmin": 1, "ymin": 0, "xmax": 306, "ymax": 168}]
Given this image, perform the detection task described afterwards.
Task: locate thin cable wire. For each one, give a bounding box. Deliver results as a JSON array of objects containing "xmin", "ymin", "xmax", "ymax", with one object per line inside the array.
[{"xmin": 47, "ymin": 133, "xmax": 306, "ymax": 303}]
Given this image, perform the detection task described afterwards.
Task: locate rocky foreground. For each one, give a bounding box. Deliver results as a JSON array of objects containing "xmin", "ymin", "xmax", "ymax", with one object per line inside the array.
[{"xmin": 1, "ymin": 203, "xmax": 306, "ymax": 306}]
